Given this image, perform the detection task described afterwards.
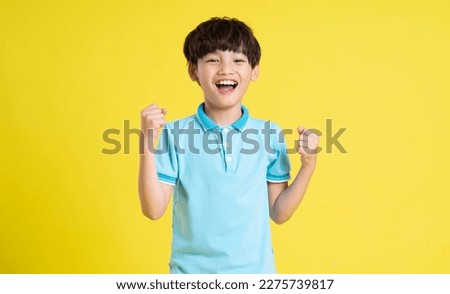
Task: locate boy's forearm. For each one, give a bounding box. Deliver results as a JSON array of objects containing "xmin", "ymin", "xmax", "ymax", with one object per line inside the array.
[
  {"xmin": 271, "ymin": 163, "xmax": 316, "ymax": 224},
  {"xmin": 138, "ymin": 139, "xmax": 170, "ymax": 220}
]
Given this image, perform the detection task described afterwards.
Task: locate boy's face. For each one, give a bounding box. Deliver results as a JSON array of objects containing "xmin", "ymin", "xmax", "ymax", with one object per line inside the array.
[{"xmin": 189, "ymin": 50, "xmax": 258, "ymax": 111}]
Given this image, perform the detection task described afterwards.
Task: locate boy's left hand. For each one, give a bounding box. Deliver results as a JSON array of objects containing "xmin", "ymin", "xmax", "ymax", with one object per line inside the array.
[{"xmin": 297, "ymin": 126, "xmax": 320, "ymax": 168}]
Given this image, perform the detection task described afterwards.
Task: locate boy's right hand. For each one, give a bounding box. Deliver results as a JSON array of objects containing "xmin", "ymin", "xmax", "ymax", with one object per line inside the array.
[{"xmin": 140, "ymin": 103, "xmax": 167, "ymax": 143}]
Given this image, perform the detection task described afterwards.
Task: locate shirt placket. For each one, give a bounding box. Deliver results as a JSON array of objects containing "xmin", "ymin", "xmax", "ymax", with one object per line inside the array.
[{"xmin": 221, "ymin": 127, "xmax": 239, "ymax": 173}]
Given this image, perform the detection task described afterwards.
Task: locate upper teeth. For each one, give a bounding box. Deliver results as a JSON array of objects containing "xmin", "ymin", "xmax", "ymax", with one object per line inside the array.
[{"xmin": 216, "ymin": 80, "xmax": 237, "ymax": 85}]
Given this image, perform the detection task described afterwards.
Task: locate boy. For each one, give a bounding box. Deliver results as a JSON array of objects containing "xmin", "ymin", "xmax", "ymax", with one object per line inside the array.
[{"xmin": 138, "ymin": 17, "xmax": 319, "ymax": 274}]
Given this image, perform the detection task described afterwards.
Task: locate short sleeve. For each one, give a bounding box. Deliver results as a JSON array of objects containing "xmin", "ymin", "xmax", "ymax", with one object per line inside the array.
[
  {"xmin": 266, "ymin": 123, "xmax": 291, "ymax": 183},
  {"xmin": 155, "ymin": 125, "xmax": 178, "ymax": 186}
]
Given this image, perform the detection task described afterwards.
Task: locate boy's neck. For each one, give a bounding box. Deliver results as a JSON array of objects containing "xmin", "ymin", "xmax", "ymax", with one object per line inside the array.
[{"xmin": 204, "ymin": 102, "xmax": 243, "ymax": 127}]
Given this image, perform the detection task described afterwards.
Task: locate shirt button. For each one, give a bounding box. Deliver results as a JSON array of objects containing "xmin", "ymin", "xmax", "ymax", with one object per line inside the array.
[
  {"xmin": 224, "ymin": 142, "xmax": 228, "ymax": 148},
  {"xmin": 226, "ymin": 155, "xmax": 232, "ymax": 162},
  {"xmin": 223, "ymin": 128, "xmax": 229, "ymax": 134}
]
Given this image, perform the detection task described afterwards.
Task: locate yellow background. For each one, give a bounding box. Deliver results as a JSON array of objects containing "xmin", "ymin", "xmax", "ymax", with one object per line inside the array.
[{"xmin": 1, "ymin": 0, "xmax": 449, "ymax": 273}]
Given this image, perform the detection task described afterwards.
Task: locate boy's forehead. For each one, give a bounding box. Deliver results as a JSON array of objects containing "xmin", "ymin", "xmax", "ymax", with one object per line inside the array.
[{"xmin": 204, "ymin": 49, "xmax": 245, "ymax": 56}]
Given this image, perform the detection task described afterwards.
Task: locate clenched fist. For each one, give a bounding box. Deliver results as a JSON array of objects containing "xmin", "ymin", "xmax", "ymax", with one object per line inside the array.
[
  {"xmin": 140, "ymin": 103, "xmax": 167, "ymax": 143},
  {"xmin": 297, "ymin": 126, "xmax": 320, "ymax": 167}
]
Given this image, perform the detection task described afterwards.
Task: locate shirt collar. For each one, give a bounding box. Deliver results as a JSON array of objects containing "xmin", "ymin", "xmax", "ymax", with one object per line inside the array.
[{"xmin": 196, "ymin": 102, "xmax": 249, "ymax": 132}]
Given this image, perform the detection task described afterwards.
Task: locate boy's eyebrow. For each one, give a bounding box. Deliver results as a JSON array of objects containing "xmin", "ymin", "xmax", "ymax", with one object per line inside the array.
[{"xmin": 200, "ymin": 50, "xmax": 249, "ymax": 61}]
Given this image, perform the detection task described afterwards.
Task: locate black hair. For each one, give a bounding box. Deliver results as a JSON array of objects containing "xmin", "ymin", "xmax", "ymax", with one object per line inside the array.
[{"xmin": 183, "ymin": 17, "xmax": 261, "ymax": 68}]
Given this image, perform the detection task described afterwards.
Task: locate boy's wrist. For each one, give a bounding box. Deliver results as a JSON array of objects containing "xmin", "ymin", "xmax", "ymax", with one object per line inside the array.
[
  {"xmin": 300, "ymin": 156, "xmax": 316, "ymax": 171},
  {"xmin": 139, "ymin": 131, "xmax": 157, "ymax": 156}
]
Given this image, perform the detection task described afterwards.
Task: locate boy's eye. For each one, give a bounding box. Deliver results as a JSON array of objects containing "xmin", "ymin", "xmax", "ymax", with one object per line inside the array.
[
  {"xmin": 234, "ymin": 59, "xmax": 246, "ymax": 63},
  {"xmin": 207, "ymin": 59, "xmax": 219, "ymax": 63}
]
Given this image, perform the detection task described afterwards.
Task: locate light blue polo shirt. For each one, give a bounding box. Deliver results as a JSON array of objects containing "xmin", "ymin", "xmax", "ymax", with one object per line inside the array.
[{"xmin": 155, "ymin": 103, "xmax": 291, "ymax": 274}]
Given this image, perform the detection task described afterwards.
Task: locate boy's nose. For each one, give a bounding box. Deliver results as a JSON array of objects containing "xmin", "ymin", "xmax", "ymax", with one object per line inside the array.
[{"xmin": 218, "ymin": 62, "xmax": 234, "ymax": 75}]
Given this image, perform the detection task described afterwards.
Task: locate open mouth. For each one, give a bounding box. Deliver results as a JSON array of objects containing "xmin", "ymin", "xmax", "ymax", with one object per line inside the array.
[{"xmin": 215, "ymin": 80, "xmax": 238, "ymax": 92}]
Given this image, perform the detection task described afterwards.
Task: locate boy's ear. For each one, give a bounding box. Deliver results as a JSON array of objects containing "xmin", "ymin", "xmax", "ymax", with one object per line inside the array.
[
  {"xmin": 251, "ymin": 65, "xmax": 259, "ymax": 81},
  {"xmin": 188, "ymin": 62, "xmax": 198, "ymax": 82}
]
